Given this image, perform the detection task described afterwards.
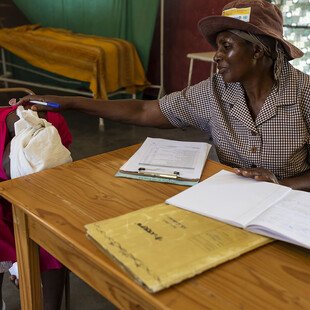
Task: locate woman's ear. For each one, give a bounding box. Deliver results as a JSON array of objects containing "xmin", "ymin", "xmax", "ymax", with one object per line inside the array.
[{"xmin": 253, "ymin": 44, "xmax": 264, "ymax": 59}]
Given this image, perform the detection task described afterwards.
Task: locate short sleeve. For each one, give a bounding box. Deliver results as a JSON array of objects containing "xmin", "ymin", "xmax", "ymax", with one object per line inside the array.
[{"xmin": 159, "ymin": 79, "xmax": 213, "ymax": 131}]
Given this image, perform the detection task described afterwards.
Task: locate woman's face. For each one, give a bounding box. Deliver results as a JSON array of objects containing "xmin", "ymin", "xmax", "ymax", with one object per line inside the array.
[{"xmin": 214, "ymin": 31, "xmax": 256, "ymax": 83}]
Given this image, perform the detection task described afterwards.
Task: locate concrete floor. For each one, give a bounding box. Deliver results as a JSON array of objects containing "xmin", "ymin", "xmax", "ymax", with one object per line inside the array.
[{"xmin": 0, "ymin": 93, "xmax": 217, "ymax": 309}]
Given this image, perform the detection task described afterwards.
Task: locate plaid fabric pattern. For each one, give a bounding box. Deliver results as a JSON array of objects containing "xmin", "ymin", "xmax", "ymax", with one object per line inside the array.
[{"xmin": 159, "ymin": 61, "xmax": 310, "ymax": 179}]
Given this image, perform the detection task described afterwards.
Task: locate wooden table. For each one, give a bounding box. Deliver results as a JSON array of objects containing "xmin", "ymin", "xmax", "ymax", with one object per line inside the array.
[{"xmin": 0, "ymin": 145, "xmax": 309, "ymax": 310}]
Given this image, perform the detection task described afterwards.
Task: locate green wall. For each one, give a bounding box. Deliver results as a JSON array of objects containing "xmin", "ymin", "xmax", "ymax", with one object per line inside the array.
[{"xmin": 13, "ymin": 0, "xmax": 159, "ymax": 70}]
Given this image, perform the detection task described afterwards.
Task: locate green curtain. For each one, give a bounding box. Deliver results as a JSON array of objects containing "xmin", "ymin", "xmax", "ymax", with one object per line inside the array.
[{"xmin": 13, "ymin": 0, "xmax": 159, "ymax": 70}]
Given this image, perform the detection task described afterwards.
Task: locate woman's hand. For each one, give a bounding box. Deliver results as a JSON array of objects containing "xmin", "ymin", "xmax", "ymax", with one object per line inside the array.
[
  {"xmin": 234, "ymin": 167, "xmax": 279, "ymax": 184},
  {"xmin": 9, "ymin": 95, "xmax": 74, "ymax": 111}
]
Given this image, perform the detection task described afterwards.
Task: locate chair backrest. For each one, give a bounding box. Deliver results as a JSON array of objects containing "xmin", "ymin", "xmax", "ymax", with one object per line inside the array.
[{"xmin": 0, "ymin": 87, "xmax": 34, "ymax": 95}]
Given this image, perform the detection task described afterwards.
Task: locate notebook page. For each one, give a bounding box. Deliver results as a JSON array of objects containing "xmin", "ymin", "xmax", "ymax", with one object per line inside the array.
[
  {"xmin": 246, "ymin": 190, "xmax": 310, "ymax": 249},
  {"xmin": 166, "ymin": 170, "xmax": 291, "ymax": 228}
]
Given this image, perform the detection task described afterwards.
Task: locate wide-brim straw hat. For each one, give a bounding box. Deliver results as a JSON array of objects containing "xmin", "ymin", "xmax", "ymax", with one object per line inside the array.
[{"xmin": 198, "ymin": 0, "xmax": 303, "ymax": 60}]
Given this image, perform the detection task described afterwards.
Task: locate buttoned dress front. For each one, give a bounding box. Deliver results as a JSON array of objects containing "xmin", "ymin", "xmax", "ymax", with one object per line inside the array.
[{"xmin": 159, "ymin": 61, "xmax": 310, "ymax": 179}]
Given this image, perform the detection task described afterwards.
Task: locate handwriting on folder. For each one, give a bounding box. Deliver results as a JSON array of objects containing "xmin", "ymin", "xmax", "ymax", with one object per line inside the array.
[{"xmin": 85, "ymin": 203, "xmax": 270, "ymax": 292}]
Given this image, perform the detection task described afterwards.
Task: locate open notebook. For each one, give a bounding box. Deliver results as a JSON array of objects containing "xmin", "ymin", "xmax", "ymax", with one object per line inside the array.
[{"xmin": 166, "ymin": 170, "xmax": 310, "ymax": 249}]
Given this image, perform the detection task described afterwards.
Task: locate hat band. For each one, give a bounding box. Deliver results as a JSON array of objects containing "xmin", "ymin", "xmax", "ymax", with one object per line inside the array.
[{"xmin": 222, "ymin": 7, "xmax": 251, "ymax": 22}]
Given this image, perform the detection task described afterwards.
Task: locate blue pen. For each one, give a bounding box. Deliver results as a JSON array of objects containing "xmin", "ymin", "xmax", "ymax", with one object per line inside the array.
[{"xmin": 29, "ymin": 100, "xmax": 61, "ymax": 108}]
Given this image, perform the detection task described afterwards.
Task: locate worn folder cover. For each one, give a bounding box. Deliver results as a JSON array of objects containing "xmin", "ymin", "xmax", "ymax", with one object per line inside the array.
[{"xmin": 85, "ymin": 203, "xmax": 271, "ymax": 293}]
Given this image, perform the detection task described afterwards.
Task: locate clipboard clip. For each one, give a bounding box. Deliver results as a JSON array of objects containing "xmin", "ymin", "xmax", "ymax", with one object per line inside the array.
[{"xmin": 138, "ymin": 167, "xmax": 180, "ymax": 179}]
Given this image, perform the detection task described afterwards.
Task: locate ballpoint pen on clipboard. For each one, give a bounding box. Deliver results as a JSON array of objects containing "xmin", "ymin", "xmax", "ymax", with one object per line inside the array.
[
  {"xmin": 138, "ymin": 167, "xmax": 180, "ymax": 179},
  {"xmin": 29, "ymin": 100, "xmax": 61, "ymax": 108}
]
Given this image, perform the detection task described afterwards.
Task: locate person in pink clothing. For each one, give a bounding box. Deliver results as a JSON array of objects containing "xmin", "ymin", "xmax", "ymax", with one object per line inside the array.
[{"xmin": 0, "ymin": 105, "xmax": 72, "ymax": 310}]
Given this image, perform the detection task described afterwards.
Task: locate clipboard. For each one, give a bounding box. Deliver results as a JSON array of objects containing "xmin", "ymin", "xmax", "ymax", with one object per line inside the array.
[
  {"xmin": 116, "ymin": 170, "xmax": 199, "ymax": 186},
  {"xmin": 115, "ymin": 138, "xmax": 211, "ymax": 186}
]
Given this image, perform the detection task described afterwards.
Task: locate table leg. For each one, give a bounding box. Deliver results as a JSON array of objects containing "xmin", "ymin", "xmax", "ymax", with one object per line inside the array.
[
  {"xmin": 12, "ymin": 206, "xmax": 43, "ymax": 310},
  {"xmin": 187, "ymin": 58, "xmax": 194, "ymax": 86},
  {"xmin": 211, "ymin": 62, "xmax": 215, "ymax": 76}
]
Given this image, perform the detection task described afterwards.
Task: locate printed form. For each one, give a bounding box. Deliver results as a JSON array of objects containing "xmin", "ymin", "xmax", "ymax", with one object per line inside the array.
[{"xmin": 119, "ymin": 137, "xmax": 211, "ymax": 180}]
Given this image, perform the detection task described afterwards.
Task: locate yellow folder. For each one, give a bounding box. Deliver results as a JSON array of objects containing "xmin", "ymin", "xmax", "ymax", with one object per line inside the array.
[{"xmin": 85, "ymin": 203, "xmax": 271, "ymax": 293}]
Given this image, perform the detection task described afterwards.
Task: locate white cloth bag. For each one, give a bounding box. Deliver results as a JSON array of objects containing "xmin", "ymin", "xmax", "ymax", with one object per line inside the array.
[{"xmin": 10, "ymin": 106, "xmax": 72, "ymax": 179}]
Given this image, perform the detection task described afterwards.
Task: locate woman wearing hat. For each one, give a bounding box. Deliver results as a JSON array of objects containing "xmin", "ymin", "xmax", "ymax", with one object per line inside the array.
[{"xmin": 16, "ymin": 0, "xmax": 310, "ymax": 191}]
